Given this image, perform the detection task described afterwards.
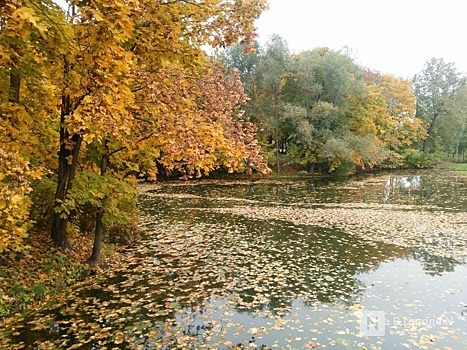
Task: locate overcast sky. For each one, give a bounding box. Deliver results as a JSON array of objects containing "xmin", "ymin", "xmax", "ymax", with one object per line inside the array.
[{"xmin": 255, "ymin": 0, "xmax": 467, "ymax": 78}]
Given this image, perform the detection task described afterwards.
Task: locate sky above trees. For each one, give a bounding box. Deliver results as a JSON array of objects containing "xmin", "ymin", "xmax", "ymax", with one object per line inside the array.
[{"xmin": 255, "ymin": 0, "xmax": 467, "ymax": 78}]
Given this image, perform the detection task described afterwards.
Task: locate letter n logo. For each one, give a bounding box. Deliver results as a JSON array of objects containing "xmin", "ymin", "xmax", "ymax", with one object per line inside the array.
[{"xmin": 360, "ymin": 311, "xmax": 386, "ymax": 336}]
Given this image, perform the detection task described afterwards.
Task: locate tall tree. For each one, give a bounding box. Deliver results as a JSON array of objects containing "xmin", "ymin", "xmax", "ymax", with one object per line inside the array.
[
  {"xmin": 283, "ymin": 47, "xmax": 374, "ymax": 172},
  {"xmin": 50, "ymin": 0, "xmax": 136, "ymax": 249},
  {"xmin": 1, "ymin": 0, "xmax": 268, "ymax": 259},
  {"xmin": 0, "ymin": 0, "xmax": 63, "ymax": 252},
  {"xmin": 436, "ymin": 85, "xmax": 467, "ymax": 158},
  {"xmin": 47, "ymin": 0, "xmax": 267, "ymax": 250},
  {"xmin": 256, "ymin": 35, "xmax": 290, "ymax": 173},
  {"xmin": 414, "ymin": 58, "xmax": 466, "ymax": 152},
  {"xmin": 362, "ymin": 71, "xmax": 426, "ymax": 164}
]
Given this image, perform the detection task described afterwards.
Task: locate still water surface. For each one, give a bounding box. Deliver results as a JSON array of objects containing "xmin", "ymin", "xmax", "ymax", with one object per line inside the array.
[{"xmin": 2, "ymin": 170, "xmax": 466, "ymax": 349}]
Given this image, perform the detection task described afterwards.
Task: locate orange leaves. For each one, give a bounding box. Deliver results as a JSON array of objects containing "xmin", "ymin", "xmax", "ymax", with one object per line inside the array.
[
  {"xmin": 57, "ymin": 0, "xmax": 268, "ymax": 179},
  {"xmin": 132, "ymin": 62, "xmax": 268, "ymax": 178}
]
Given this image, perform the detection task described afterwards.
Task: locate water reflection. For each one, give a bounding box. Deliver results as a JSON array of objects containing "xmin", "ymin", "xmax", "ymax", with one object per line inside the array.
[
  {"xmin": 382, "ymin": 176, "xmax": 421, "ymax": 201},
  {"xmin": 150, "ymin": 170, "xmax": 467, "ymax": 211},
  {"xmin": 1, "ymin": 172, "xmax": 466, "ymax": 349},
  {"xmin": 412, "ymin": 248, "xmax": 461, "ymax": 275}
]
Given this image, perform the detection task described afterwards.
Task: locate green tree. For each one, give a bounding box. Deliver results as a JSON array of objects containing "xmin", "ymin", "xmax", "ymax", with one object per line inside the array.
[
  {"xmin": 255, "ymin": 35, "xmax": 290, "ymax": 173},
  {"xmin": 284, "ymin": 47, "xmax": 374, "ymax": 173},
  {"xmin": 414, "ymin": 58, "xmax": 466, "ymax": 152},
  {"xmin": 436, "ymin": 86, "xmax": 467, "ymax": 159}
]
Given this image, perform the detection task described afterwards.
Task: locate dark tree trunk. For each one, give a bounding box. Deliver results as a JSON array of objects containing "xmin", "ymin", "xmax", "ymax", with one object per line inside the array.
[
  {"xmin": 422, "ymin": 112, "xmax": 439, "ymax": 152},
  {"xmin": 88, "ymin": 200, "xmax": 106, "ymax": 267},
  {"xmin": 9, "ymin": 72, "xmax": 20, "ymax": 103},
  {"xmin": 275, "ymin": 127, "xmax": 280, "ymax": 174},
  {"xmin": 308, "ymin": 162, "xmax": 316, "ymax": 174},
  {"xmin": 88, "ymin": 144, "xmax": 109, "ymax": 266},
  {"xmin": 51, "ymin": 92, "xmax": 82, "ymax": 249}
]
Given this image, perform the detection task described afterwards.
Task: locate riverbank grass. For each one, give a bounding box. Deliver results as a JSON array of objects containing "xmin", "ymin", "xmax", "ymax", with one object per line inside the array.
[{"xmin": 438, "ymin": 161, "xmax": 467, "ymax": 172}]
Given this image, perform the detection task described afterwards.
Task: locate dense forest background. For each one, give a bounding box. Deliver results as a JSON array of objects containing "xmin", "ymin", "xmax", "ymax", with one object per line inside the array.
[{"xmin": 221, "ymin": 36, "xmax": 467, "ymax": 175}]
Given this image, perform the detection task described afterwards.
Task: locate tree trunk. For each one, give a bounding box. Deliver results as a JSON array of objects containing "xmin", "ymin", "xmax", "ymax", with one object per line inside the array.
[
  {"xmin": 51, "ymin": 92, "xmax": 82, "ymax": 249},
  {"xmin": 275, "ymin": 127, "xmax": 280, "ymax": 174},
  {"xmin": 273, "ymin": 86, "xmax": 281, "ymax": 175},
  {"xmin": 422, "ymin": 112, "xmax": 439, "ymax": 152},
  {"xmin": 308, "ymin": 162, "xmax": 316, "ymax": 174},
  {"xmin": 9, "ymin": 72, "xmax": 20, "ymax": 103},
  {"xmin": 88, "ymin": 145, "xmax": 109, "ymax": 267},
  {"xmin": 88, "ymin": 201, "xmax": 106, "ymax": 267}
]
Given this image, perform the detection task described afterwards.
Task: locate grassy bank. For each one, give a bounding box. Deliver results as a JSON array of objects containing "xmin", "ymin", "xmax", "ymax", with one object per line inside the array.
[{"xmin": 438, "ymin": 161, "xmax": 467, "ymax": 172}]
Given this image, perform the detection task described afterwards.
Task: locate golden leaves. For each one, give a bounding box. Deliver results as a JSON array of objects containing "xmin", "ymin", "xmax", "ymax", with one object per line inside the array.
[
  {"xmin": 0, "ymin": 0, "xmax": 268, "ymax": 251},
  {"xmin": 0, "ymin": 149, "xmax": 35, "ymax": 252}
]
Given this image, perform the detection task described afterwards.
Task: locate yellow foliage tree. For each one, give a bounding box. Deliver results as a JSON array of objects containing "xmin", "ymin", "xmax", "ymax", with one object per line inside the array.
[
  {"xmin": 377, "ymin": 74, "xmax": 426, "ymax": 150},
  {"xmin": 1, "ymin": 0, "xmax": 268, "ymax": 258},
  {"xmin": 0, "ymin": 0, "xmax": 62, "ymax": 252}
]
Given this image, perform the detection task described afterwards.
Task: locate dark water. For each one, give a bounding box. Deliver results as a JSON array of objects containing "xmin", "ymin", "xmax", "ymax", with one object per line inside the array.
[{"xmin": 1, "ymin": 170, "xmax": 466, "ymax": 349}]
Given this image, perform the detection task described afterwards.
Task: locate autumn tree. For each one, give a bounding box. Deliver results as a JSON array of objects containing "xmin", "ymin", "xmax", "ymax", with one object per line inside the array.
[
  {"xmin": 81, "ymin": 65, "xmax": 268, "ymax": 266},
  {"xmin": 48, "ymin": 0, "xmax": 137, "ymax": 249},
  {"xmin": 45, "ymin": 0, "xmax": 268, "ymax": 263},
  {"xmin": 0, "ymin": 0, "xmax": 63, "ymax": 251},
  {"xmin": 1, "ymin": 0, "xmax": 268, "ymax": 262},
  {"xmin": 359, "ymin": 71, "xmax": 426, "ymax": 165},
  {"xmin": 376, "ymin": 74, "xmax": 425, "ymax": 151}
]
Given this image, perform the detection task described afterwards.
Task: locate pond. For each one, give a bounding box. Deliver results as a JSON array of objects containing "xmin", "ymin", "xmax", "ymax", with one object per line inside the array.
[{"xmin": 1, "ymin": 170, "xmax": 466, "ymax": 349}]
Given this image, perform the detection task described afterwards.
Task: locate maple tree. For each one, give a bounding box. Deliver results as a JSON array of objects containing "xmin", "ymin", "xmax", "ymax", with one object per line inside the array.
[
  {"xmin": 45, "ymin": 0, "xmax": 267, "ymax": 256},
  {"xmin": 0, "ymin": 0, "xmax": 62, "ymax": 252},
  {"xmin": 0, "ymin": 0, "xmax": 268, "ymax": 259},
  {"xmin": 81, "ymin": 61, "xmax": 269, "ymax": 265}
]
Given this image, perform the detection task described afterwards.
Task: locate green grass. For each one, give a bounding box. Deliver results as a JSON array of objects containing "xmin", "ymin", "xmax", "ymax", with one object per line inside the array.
[{"xmin": 438, "ymin": 161, "xmax": 467, "ymax": 171}]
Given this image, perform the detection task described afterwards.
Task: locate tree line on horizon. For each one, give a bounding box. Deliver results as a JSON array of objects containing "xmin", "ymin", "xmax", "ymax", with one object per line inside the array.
[{"xmin": 221, "ymin": 35, "xmax": 467, "ymax": 174}]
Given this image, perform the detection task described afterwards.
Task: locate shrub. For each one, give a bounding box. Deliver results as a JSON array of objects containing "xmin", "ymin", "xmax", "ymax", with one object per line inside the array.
[
  {"xmin": 405, "ymin": 150, "xmax": 440, "ymax": 168},
  {"xmin": 333, "ymin": 161, "xmax": 356, "ymax": 177}
]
